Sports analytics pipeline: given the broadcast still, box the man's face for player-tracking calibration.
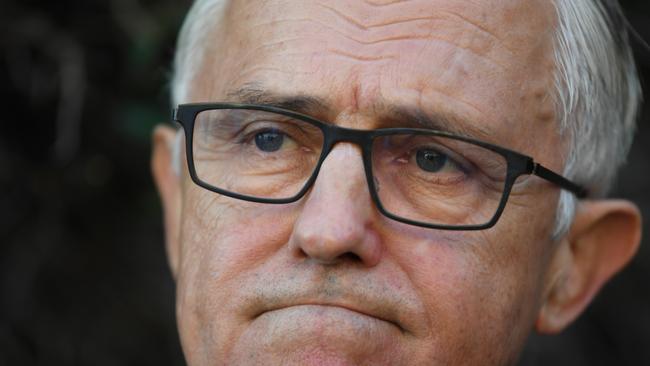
[174,0,564,364]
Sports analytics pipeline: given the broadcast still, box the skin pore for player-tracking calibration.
[152,1,642,365]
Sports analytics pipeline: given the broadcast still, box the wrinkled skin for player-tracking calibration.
[152,0,641,365]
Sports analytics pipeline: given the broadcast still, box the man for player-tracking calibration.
[151,0,642,364]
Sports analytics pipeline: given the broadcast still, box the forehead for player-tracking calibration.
[194,0,558,151]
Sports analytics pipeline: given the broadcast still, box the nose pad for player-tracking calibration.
[288,143,382,266]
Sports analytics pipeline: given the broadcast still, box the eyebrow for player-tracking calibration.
[227,84,329,115]
[225,85,493,140]
[383,105,493,140]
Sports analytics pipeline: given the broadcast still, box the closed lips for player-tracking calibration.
[259,302,406,332]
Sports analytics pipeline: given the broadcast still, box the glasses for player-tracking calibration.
[172,103,587,230]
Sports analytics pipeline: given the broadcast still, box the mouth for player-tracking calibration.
[258,302,407,333]
[240,272,423,337]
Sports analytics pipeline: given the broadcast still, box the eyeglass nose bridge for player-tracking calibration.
[302,123,383,212]
[321,123,374,149]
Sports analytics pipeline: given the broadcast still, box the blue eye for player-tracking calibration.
[416,149,448,172]
[254,130,284,152]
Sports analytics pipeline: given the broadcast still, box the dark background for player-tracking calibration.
[0,1,648,365]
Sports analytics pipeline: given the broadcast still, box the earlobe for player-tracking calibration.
[152,125,184,279]
[536,200,642,334]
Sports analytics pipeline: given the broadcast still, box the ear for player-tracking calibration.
[536,199,642,333]
[152,125,183,279]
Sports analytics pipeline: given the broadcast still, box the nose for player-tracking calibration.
[288,143,382,267]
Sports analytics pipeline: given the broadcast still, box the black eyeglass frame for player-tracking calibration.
[172,102,588,231]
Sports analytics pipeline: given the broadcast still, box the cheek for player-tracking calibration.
[391,228,547,364]
[180,188,298,276]
[175,188,299,361]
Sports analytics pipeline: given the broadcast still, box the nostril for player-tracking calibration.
[340,252,361,262]
[314,252,362,265]
[296,247,309,259]
[295,245,362,264]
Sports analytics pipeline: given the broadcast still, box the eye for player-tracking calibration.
[254,129,284,152]
[415,149,451,172]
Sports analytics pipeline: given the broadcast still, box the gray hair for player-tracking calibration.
[170,0,641,238]
[171,0,228,106]
[551,0,641,237]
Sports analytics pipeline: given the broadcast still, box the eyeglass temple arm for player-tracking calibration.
[532,163,588,199]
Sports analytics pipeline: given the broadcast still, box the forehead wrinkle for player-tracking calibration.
[223,0,553,74]
[231,64,316,85]
[318,2,439,31]
[313,22,435,46]
[243,19,509,72]
[314,0,516,55]
[434,9,513,54]
[328,49,397,63]
[252,14,500,50]
[251,14,510,72]
[245,2,513,53]
[318,1,512,53]
[314,20,509,70]
[223,1,532,85]
[239,36,320,54]
[362,0,411,7]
